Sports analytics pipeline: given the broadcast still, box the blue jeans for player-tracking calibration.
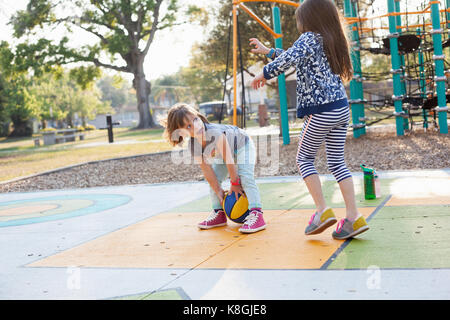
[209,138,262,210]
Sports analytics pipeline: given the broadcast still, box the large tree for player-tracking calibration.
[9,0,205,129]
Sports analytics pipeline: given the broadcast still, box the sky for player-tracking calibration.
[0,0,445,81]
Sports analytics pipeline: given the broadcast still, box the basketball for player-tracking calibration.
[222,191,250,223]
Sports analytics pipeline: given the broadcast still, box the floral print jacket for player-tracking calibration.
[263,31,349,118]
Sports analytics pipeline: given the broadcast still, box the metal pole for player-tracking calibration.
[447,0,450,72]
[394,0,409,131]
[387,0,405,136]
[417,28,428,130]
[344,0,365,138]
[273,5,290,145]
[237,11,246,129]
[233,3,238,126]
[430,0,448,134]
[447,0,450,28]
[351,0,366,136]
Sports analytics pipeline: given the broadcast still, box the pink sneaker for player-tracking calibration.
[239,210,266,233]
[198,210,227,229]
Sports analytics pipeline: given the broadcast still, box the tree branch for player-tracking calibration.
[92,58,130,73]
[136,5,144,38]
[77,15,122,34]
[72,22,109,46]
[156,20,189,31]
[142,0,163,56]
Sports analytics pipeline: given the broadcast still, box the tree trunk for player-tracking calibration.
[66,113,73,128]
[9,120,32,137]
[133,60,159,129]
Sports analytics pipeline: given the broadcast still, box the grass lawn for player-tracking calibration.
[0,127,174,182]
[0,108,406,183]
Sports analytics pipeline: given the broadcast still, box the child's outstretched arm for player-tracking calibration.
[251,32,318,89]
[249,38,271,56]
[264,32,317,79]
[249,38,283,59]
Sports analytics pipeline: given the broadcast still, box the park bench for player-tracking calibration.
[54,133,85,143]
[37,129,86,146]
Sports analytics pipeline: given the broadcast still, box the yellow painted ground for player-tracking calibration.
[29,208,374,270]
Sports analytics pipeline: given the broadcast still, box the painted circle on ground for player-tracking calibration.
[0,194,131,227]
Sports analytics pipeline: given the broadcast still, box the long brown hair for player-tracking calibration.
[160,103,209,147]
[295,0,353,82]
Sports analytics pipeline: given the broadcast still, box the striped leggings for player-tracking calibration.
[296,106,352,183]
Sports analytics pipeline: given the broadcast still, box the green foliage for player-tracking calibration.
[150,73,193,106]
[0,42,15,78]
[11,0,54,38]
[202,0,299,72]
[97,74,137,110]
[69,66,103,90]
[25,70,112,129]
[0,73,10,136]
[178,45,224,104]
[0,35,114,136]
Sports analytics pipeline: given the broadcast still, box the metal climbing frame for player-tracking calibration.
[346,0,449,136]
[231,0,449,140]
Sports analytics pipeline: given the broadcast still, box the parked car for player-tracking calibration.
[199,101,228,120]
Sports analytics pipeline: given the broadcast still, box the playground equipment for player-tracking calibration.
[226,0,300,146]
[344,0,450,137]
[226,0,449,142]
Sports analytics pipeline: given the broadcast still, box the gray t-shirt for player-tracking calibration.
[187,122,249,159]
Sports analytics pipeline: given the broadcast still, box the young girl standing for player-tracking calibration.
[250,0,369,240]
[161,103,266,234]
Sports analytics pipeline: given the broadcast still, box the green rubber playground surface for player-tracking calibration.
[168,178,390,213]
[329,205,450,269]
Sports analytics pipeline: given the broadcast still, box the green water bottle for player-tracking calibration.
[361,164,376,200]
[374,171,381,198]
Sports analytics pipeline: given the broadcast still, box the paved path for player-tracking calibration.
[1,170,450,299]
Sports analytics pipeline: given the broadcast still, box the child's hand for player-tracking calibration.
[249,38,270,55]
[230,184,244,201]
[251,72,266,90]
